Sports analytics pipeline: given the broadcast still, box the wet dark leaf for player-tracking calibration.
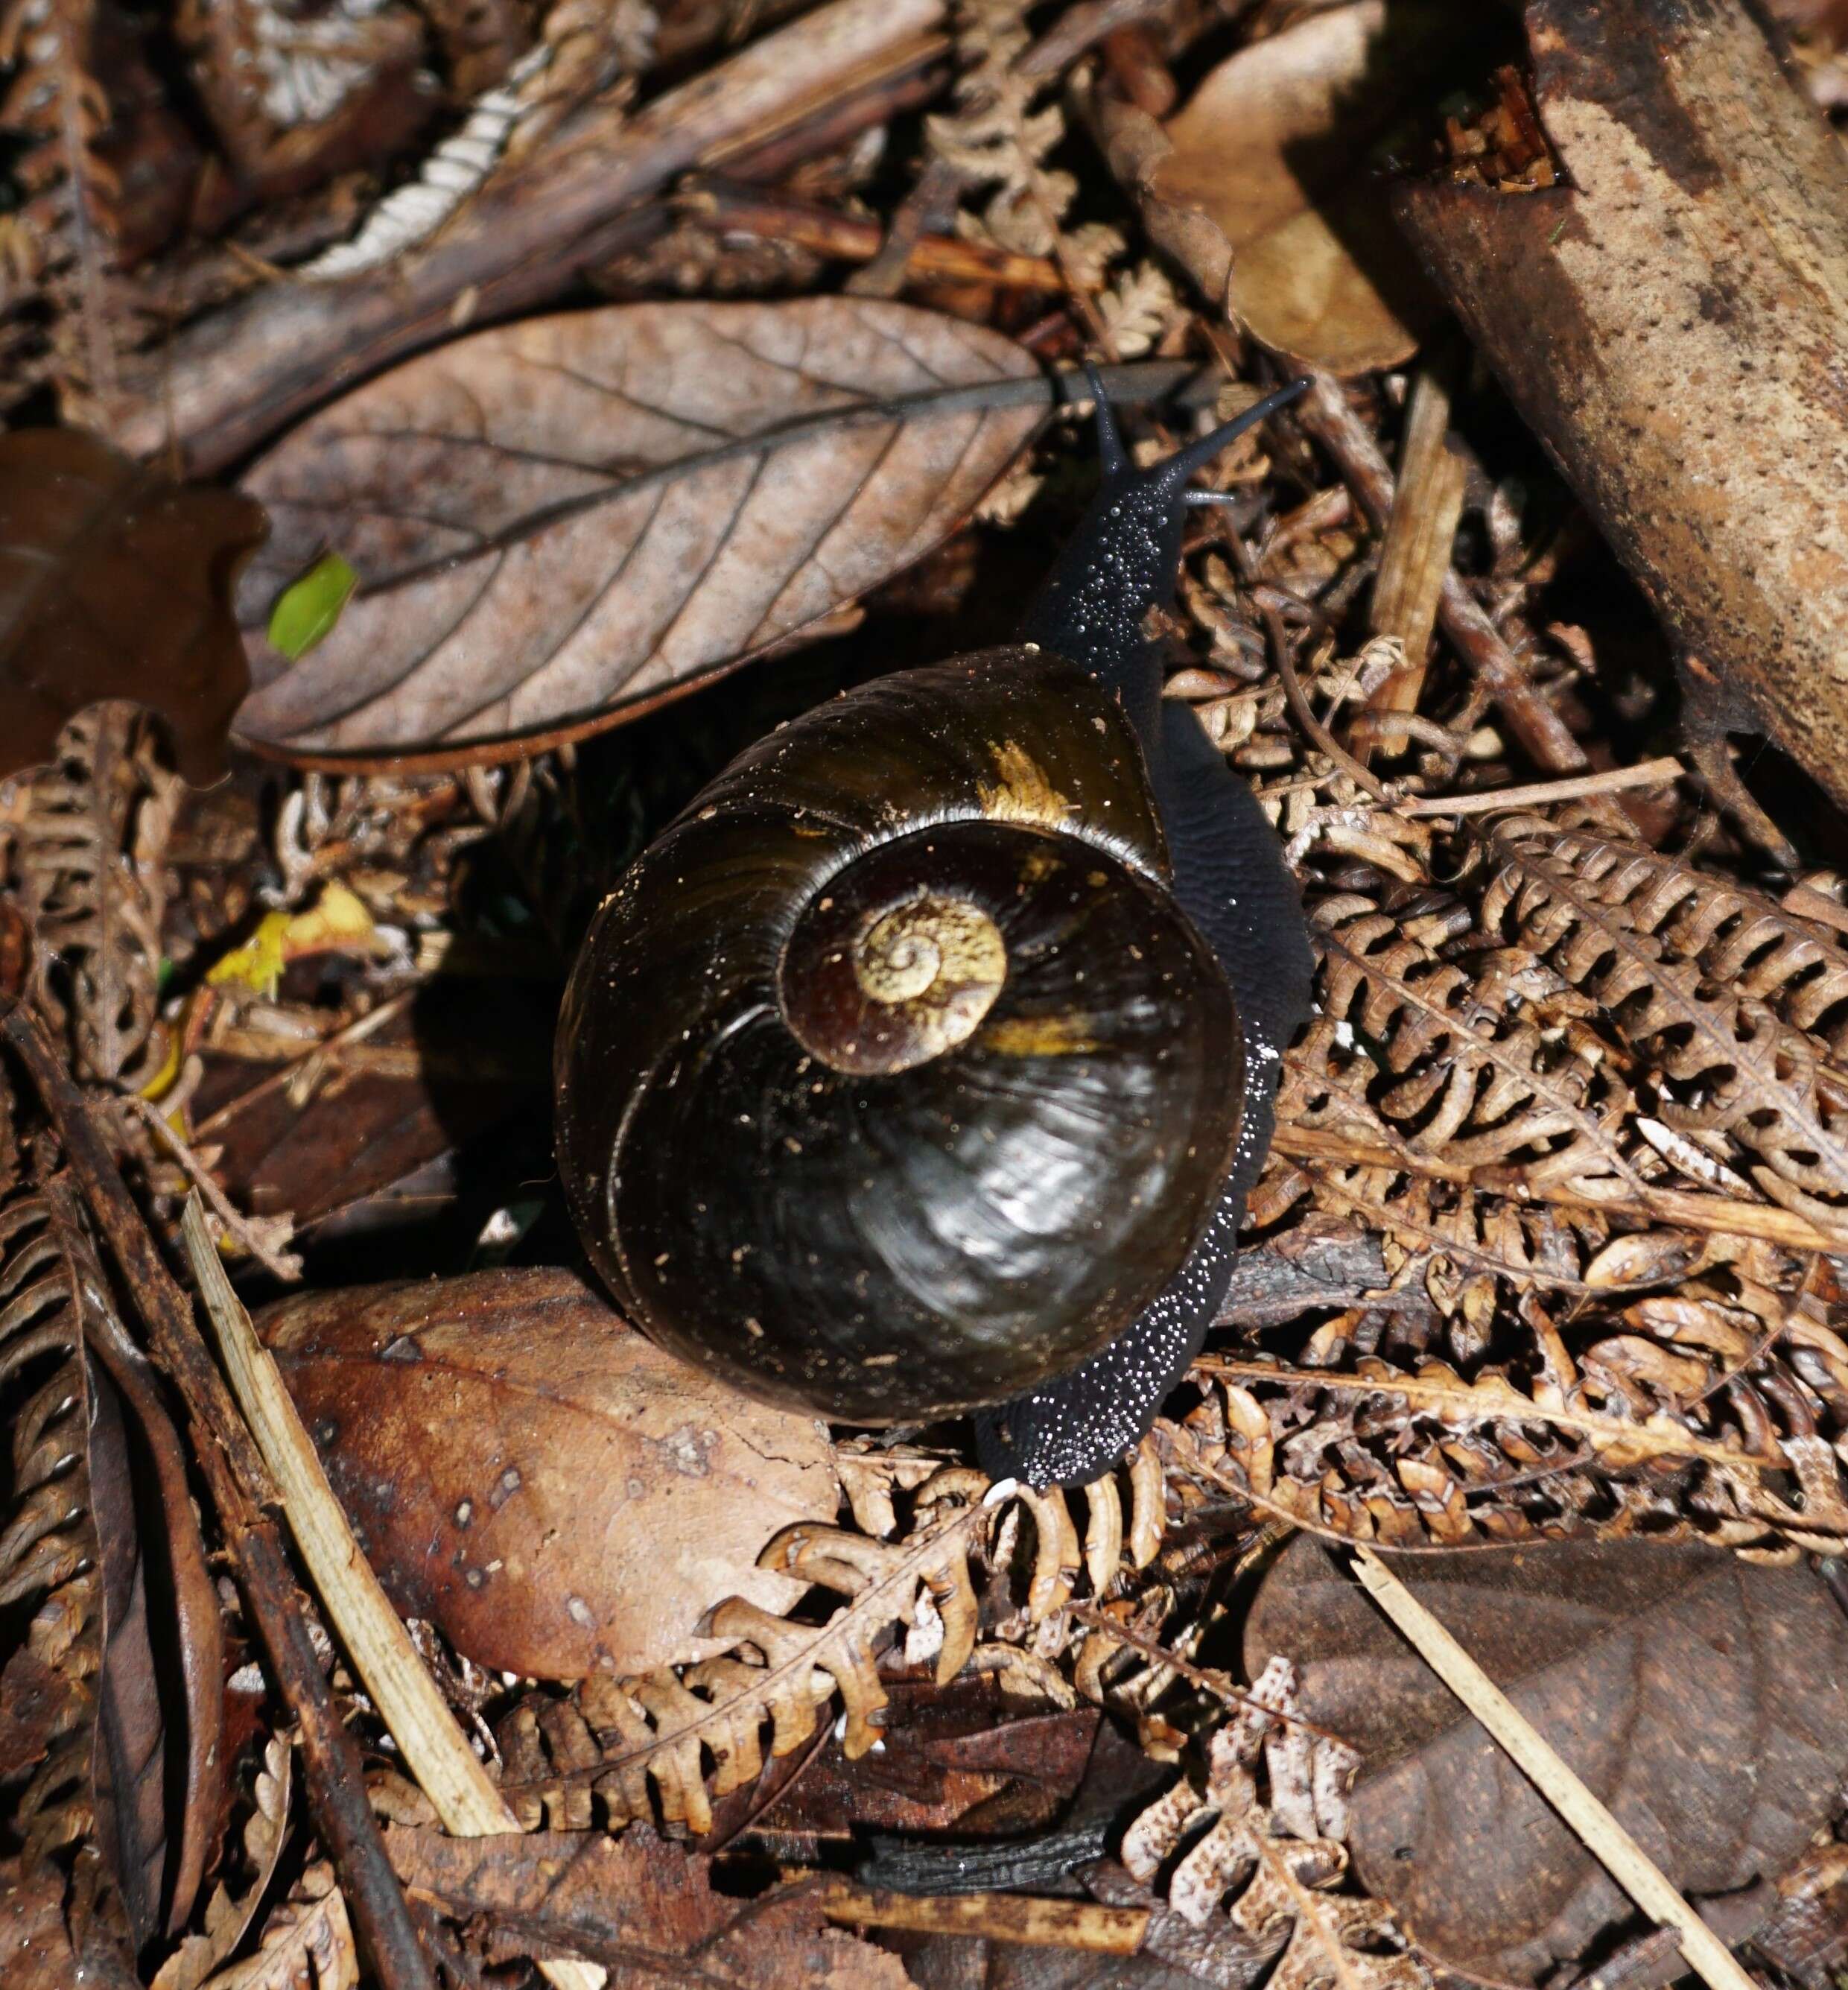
[0,430,266,785]
[232,299,1042,764]
[1245,1535,1848,1983]
[261,1267,839,1677]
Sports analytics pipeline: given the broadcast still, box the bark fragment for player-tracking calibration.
[1392,0,1848,817]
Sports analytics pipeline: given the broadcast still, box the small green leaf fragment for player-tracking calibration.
[267,552,358,659]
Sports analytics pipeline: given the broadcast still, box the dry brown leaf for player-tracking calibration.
[384,1821,915,1988]
[233,299,1041,764]
[1151,2,1455,373]
[153,1735,293,1990]
[1246,1535,1848,1984]
[0,428,265,784]
[198,1864,357,1990]
[259,1267,839,1678]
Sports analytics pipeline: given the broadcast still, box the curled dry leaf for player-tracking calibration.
[384,1821,914,1988]
[1149,1,1456,373]
[1245,1534,1848,1984]
[259,1267,839,1678]
[233,299,1042,764]
[196,1863,358,1990]
[0,429,266,785]
[153,1734,293,1990]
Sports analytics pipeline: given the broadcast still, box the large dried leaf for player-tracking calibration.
[1152,3,1455,373]
[260,1267,839,1677]
[384,1822,915,1988]
[0,429,264,784]
[1245,1535,1848,1983]
[232,300,1041,763]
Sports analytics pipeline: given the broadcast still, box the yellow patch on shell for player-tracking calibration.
[979,741,1075,831]
[977,1014,1102,1057]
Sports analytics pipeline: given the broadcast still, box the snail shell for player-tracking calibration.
[554,645,1246,1422]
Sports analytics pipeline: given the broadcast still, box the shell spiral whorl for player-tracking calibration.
[553,646,1248,1424]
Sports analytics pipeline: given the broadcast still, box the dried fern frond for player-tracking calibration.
[1123,1657,1423,1990]
[495,1456,1166,1836]
[0,1187,106,1892]
[1477,813,1848,1223]
[1175,1251,1848,1554]
[298,0,657,279]
[18,703,180,1091]
[153,1735,294,1990]
[194,1863,357,1990]
[0,0,130,418]
[926,0,1074,258]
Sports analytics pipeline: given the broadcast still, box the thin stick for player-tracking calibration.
[821,1884,1149,1952]
[180,1196,604,1990]
[121,1092,302,1278]
[1063,1600,1346,1740]
[1347,1544,1759,1990]
[1396,756,1684,818]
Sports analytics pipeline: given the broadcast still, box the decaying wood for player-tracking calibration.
[116,0,952,472]
[0,1009,436,1990]
[1392,0,1848,820]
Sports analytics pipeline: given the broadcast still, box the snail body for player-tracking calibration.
[556,376,1314,1486]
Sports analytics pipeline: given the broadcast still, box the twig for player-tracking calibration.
[1347,1544,1759,1990]
[821,1883,1149,1952]
[1063,1600,1346,1740]
[1013,0,1172,80]
[180,1196,604,1990]
[1292,370,1588,775]
[121,1092,303,1278]
[1261,598,1394,804]
[1394,756,1685,818]
[0,1007,436,1990]
[681,173,1062,290]
[1365,357,1468,757]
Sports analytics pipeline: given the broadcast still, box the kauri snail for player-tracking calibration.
[554,374,1315,1488]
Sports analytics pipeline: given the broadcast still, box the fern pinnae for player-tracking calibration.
[299,39,553,280]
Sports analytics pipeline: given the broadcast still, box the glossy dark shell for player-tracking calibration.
[554,647,1245,1422]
